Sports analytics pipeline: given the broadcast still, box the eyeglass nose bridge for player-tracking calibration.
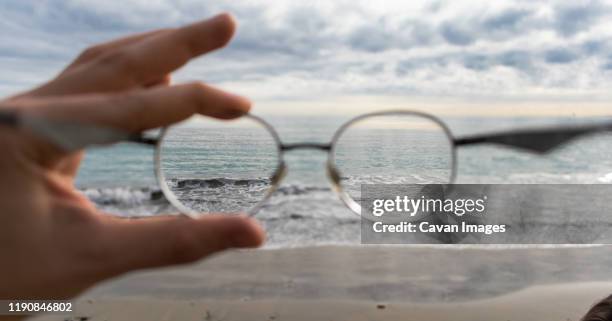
[280,143,332,152]
[274,142,343,194]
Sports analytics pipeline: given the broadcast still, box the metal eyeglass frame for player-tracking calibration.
[156,110,456,217]
[1,109,611,217]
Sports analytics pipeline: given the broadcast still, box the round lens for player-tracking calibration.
[331,112,455,208]
[156,115,280,215]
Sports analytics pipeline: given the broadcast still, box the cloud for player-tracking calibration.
[440,23,475,46]
[497,50,533,70]
[553,2,608,37]
[544,48,579,64]
[482,9,531,31]
[462,54,491,71]
[0,0,612,105]
[348,23,394,53]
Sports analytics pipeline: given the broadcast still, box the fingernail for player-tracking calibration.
[230,216,264,247]
[211,12,236,25]
[222,94,252,118]
[231,93,252,107]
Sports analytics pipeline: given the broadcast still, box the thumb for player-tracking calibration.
[95,214,265,277]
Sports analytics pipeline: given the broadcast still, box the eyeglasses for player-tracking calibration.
[2,109,610,217]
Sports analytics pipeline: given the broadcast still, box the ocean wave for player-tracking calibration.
[275,184,331,196]
[171,177,270,189]
[79,179,334,211]
[79,186,166,206]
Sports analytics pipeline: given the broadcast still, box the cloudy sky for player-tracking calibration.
[1,0,612,115]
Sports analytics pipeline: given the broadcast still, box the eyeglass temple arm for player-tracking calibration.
[0,109,18,126]
[126,134,159,146]
[0,109,158,148]
[453,122,612,154]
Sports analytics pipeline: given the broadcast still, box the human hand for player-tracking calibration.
[0,13,264,300]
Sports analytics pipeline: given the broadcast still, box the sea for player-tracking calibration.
[75,113,612,248]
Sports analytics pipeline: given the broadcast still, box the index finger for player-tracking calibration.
[101,13,238,85]
[24,82,252,133]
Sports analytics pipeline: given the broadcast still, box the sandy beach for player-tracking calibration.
[30,245,612,321]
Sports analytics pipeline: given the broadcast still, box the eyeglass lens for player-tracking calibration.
[157,115,280,214]
[331,113,454,206]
